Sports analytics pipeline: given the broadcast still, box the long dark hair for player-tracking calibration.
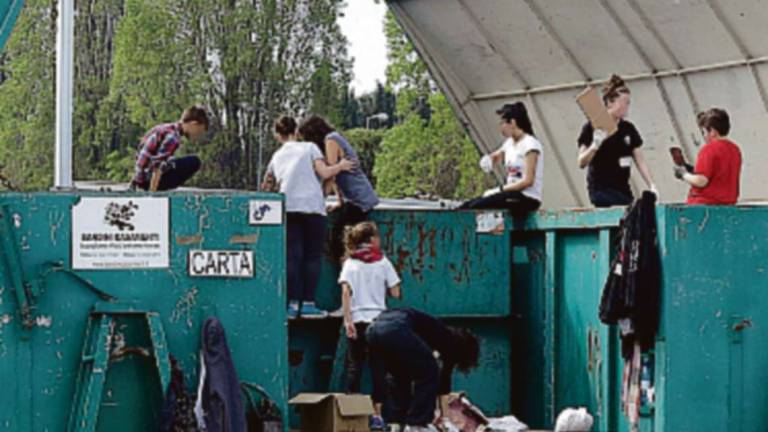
[298,115,336,153]
[496,102,535,136]
[449,326,481,373]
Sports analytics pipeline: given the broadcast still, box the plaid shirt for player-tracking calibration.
[133,122,183,184]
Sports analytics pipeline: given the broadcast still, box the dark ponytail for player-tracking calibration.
[496,102,535,136]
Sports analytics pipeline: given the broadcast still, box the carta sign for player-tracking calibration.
[188,250,254,278]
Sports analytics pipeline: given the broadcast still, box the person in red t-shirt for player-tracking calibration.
[674,108,742,205]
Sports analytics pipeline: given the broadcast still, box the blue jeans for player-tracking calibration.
[286,212,326,302]
[590,188,633,208]
[366,312,439,426]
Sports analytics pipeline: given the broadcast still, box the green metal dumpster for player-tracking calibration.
[0,191,287,431]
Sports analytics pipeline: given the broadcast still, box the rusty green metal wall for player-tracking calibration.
[289,210,513,428]
[0,192,287,431]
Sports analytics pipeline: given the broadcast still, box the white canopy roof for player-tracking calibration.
[387,0,768,207]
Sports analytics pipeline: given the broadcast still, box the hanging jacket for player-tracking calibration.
[599,191,661,353]
[198,317,247,432]
[159,355,198,432]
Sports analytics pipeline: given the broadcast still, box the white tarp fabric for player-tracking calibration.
[387,0,768,208]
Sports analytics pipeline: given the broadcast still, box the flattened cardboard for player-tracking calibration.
[289,393,374,432]
[576,87,618,135]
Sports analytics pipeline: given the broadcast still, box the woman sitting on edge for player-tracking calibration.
[460,101,543,217]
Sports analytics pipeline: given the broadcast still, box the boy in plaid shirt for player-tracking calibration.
[131,105,209,191]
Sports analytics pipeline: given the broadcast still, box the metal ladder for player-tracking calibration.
[67,302,171,432]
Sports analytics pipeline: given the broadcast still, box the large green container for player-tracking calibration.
[0,192,287,431]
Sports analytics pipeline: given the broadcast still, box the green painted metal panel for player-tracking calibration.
[292,209,512,429]
[315,210,512,317]
[0,0,23,52]
[0,192,287,431]
[658,205,768,432]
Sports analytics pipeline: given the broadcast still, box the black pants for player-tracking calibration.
[140,155,201,191]
[287,212,326,302]
[590,188,633,208]
[459,190,541,216]
[366,316,439,426]
[346,322,386,404]
[330,203,369,264]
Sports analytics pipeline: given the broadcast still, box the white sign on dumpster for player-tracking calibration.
[72,197,170,269]
[188,250,254,278]
[249,200,283,225]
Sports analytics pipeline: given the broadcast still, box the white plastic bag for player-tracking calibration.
[554,407,593,432]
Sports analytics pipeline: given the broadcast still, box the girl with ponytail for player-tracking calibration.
[577,75,657,207]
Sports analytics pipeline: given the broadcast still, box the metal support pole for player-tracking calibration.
[55,0,74,189]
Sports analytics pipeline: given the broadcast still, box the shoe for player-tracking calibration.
[328,307,344,318]
[370,415,386,431]
[300,301,328,319]
[287,301,299,320]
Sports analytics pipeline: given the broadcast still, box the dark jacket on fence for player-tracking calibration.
[599,191,661,357]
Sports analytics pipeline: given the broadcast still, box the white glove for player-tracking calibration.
[479,155,493,173]
[649,184,659,199]
[592,129,608,149]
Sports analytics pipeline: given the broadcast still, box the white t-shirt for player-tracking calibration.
[338,256,401,323]
[266,141,326,215]
[501,134,544,202]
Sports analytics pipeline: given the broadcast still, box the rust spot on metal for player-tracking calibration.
[229,233,259,244]
[176,235,202,245]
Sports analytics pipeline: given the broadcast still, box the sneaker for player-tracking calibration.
[370,415,386,431]
[328,307,344,318]
[300,301,328,319]
[287,301,299,320]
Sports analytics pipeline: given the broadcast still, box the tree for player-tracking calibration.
[0,0,56,190]
[374,12,492,200]
[0,0,353,190]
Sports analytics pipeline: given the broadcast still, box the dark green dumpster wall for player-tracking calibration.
[290,210,513,428]
[0,192,287,431]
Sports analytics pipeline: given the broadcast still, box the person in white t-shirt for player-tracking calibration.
[261,116,355,319]
[460,102,544,216]
[339,221,401,430]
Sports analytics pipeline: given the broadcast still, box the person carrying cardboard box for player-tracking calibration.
[576,75,657,207]
[365,308,480,432]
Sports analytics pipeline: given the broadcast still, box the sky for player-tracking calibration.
[339,1,388,94]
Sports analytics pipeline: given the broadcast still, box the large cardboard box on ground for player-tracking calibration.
[289,393,374,432]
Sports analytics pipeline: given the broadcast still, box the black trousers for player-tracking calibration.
[346,322,386,404]
[286,213,326,302]
[590,188,633,208]
[459,190,541,216]
[366,316,439,426]
[330,203,369,263]
[140,155,201,191]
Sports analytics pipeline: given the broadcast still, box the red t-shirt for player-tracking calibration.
[687,138,742,205]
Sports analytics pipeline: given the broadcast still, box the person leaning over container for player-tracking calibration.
[366,308,480,431]
[459,102,543,217]
[261,116,355,319]
[674,108,742,205]
[577,75,657,207]
[298,115,380,264]
[339,222,401,431]
[130,105,209,191]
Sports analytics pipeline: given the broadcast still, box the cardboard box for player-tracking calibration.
[289,393,374,432]
[576,87,618,135]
